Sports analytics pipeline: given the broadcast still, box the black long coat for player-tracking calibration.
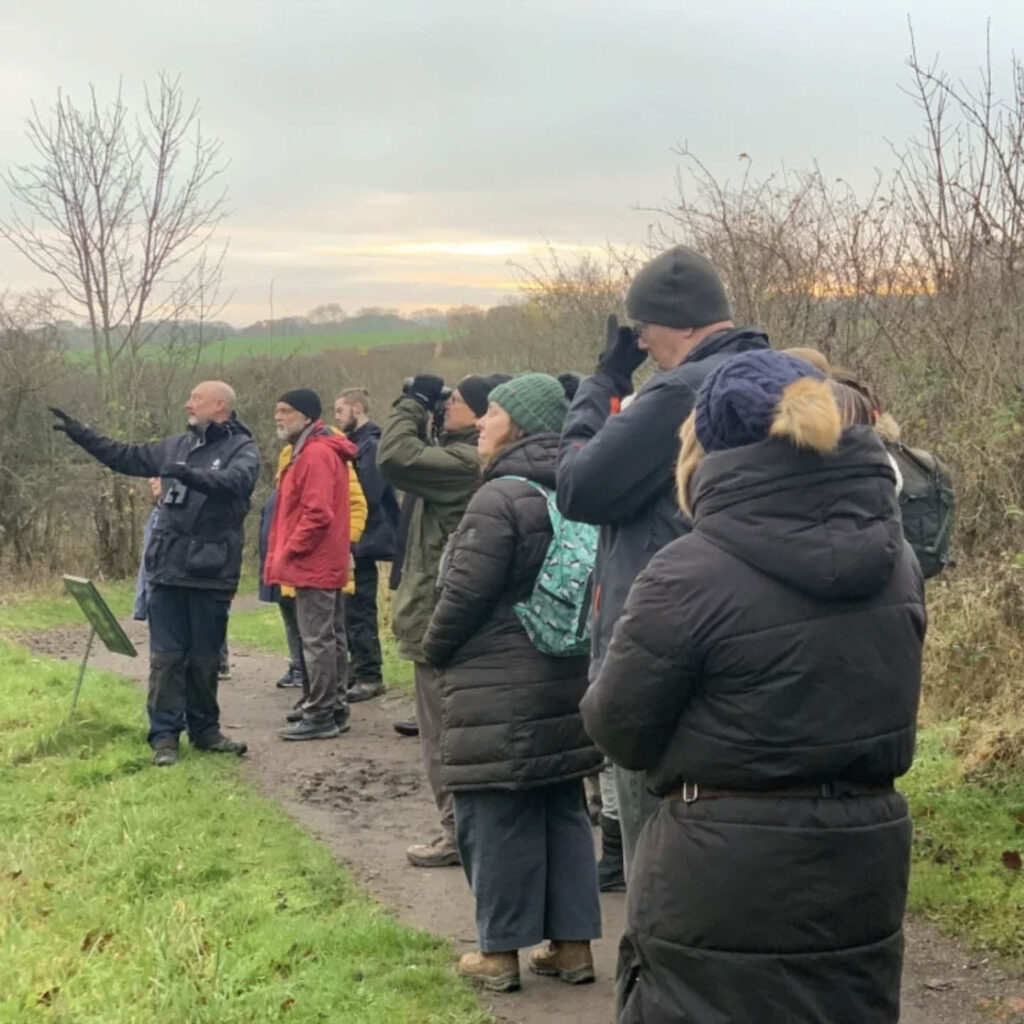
[581,427,926,1024]
[422,434,602,792]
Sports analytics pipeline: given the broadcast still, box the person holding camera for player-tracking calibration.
[51,381,258,766]
[556,246,770,877]
[378,371,508,867]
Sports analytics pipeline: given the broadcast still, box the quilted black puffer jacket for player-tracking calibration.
[582,426,926,1024]
[422,433,602,792]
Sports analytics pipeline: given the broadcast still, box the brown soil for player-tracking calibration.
[20,614,1024,1024]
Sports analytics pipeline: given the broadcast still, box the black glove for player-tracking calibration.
[406,374,445,410]
[49,406,84,438]
[557,372,584,403]
[160,463,190,480]
[597,314,646,388]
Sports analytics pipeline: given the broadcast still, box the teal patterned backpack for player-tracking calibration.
[502,476,598,657]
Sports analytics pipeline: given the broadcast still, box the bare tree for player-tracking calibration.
[0,74,229,573]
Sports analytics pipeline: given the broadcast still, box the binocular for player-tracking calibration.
[402,378,452,406]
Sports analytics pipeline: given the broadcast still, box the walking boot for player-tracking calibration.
[528,941,595,984]
[597,813,626,892]
[458,951,520,993]
[406,834,460,867]
[285,708,304,723]
[334,705,352,733]
[347,679,386,703]
[195,734,248,756]
[152,739,179,767]
[393,718,419,737]
[275,666,304,688]
[279,719,341,741]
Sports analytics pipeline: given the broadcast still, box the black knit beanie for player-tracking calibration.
[277,388,322,422]
[456,373,511,417]
[625,245,732,329]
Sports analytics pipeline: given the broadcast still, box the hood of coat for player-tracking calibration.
[690,426,903,600]
[348,419,381,451]
[191,411,253,442]
[295,421,357,463]
[483,433,559,488]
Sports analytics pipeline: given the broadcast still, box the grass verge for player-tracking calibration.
[901,724,1024,963]
[0,574,259,636]
[0,641,486,1024]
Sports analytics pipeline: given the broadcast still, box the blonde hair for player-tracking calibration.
[675,412,706,517]
[781,347,831,373]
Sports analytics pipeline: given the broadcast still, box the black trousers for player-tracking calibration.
[147,584,230,746]
[454,779,602,953]
[345,556,383,684]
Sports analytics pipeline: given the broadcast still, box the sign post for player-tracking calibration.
[62,576,138,711]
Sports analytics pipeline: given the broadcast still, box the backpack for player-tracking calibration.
[885,442,955,579]
[501,476,598,657]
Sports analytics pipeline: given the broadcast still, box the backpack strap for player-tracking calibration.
[497,474,556,512]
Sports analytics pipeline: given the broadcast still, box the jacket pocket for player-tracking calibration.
[143,531,169,575]
[184,538,230,577]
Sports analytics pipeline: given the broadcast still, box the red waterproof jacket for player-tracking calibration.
[264,422,357,590]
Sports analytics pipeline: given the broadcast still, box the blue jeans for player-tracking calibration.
[146,585,231,746]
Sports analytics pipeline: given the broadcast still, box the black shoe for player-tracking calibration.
[334,708,352,733]
[276,667,304,688]
[393,719,419,737]
[279,719,341,741]
[152,741,179,767]
[195,734,248,756]
[348,680,386,703]
[285,708,304,723]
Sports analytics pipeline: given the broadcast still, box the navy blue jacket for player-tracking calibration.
[348,420,400,562]
[66,414,259,593]
[556,328,770,675]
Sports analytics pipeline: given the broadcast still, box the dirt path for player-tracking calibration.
[23,614,1024,1024]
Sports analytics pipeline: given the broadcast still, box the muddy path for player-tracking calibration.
[21,613,1024,1024]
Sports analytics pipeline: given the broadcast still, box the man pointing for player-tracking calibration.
[50,380,259,766]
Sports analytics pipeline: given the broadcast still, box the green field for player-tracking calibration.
[201,328,445,364]
[62,327,445,366]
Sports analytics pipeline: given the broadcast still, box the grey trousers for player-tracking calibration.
[414,661,455,839]
[278,596,305,675]
[614,764,661,882]
[454,780,602,953]
[295,588,348,725]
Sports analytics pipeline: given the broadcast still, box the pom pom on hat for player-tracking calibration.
[695,350,840,454]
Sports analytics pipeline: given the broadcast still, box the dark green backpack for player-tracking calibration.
[885,442,955,579]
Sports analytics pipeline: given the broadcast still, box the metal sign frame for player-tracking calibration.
[62,575,137,710]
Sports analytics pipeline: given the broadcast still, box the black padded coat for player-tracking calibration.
[422,434,602,793]
[581,426,926,1024]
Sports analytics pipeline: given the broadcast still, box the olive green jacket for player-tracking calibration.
[377,397,481,662]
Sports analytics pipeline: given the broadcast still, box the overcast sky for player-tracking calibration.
[2,0,1022,325]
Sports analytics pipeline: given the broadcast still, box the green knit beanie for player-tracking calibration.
[488,373,569,436]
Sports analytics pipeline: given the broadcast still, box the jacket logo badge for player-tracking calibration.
[211,458,222,470]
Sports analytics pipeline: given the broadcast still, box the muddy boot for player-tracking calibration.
[152,739,179,767]
[348,680,386,703]
[276,665,304,688]
[393,718,419,737]
[195,734,248,756]
[458,951,520,992]
[597,813,626,892]
[528,941,595,984]
[279,719,341,741]
[406,834,460,867]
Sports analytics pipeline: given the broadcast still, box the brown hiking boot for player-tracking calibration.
[406,834,460,868]
[458,951,520,992]
[528,941,595,984]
